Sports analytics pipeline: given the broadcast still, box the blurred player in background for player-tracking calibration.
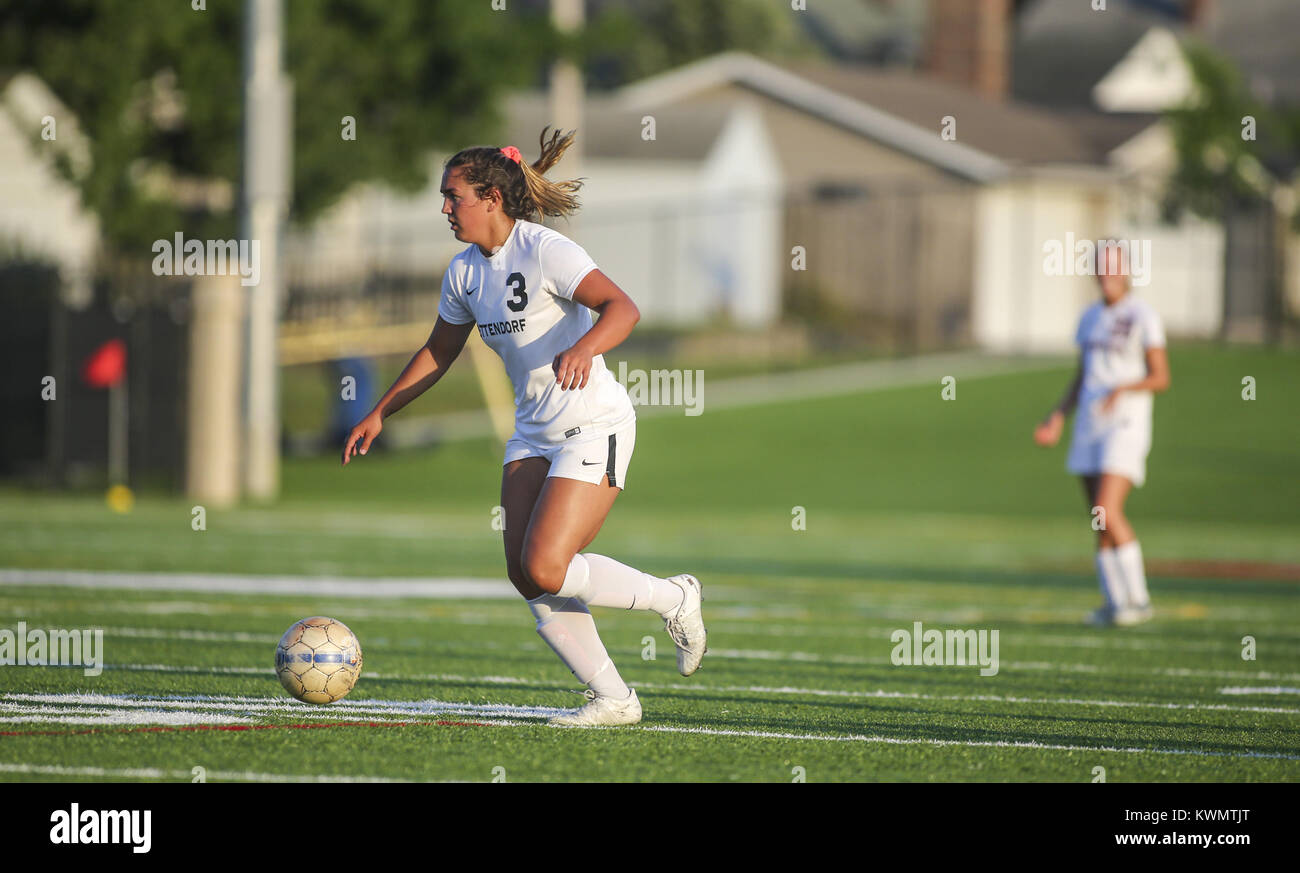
[1034,240,1171,626]
[343,128,706,725]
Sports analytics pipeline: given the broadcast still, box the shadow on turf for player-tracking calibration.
[632,691,1300,759]
[618,553,1294,599]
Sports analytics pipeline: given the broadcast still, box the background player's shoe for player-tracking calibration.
[1086,604,1153,627]
[1085,605,1115,627]
[1112,603,1154,626]
[548,688,641,726]
[664,573,707,676]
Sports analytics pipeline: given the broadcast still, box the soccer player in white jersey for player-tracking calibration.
[342,128,706,725]
[1034,240,1171,627]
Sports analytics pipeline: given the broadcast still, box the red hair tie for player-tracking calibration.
[500,146,522,165]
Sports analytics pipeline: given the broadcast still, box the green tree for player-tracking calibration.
[1163,40,1299,228]
[1162,40,1300,338]
[0,0,555,252]
[581,0,820,89]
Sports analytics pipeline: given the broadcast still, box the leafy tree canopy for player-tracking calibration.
[1164,40,1300,229]
[1,0,556,251]
[1,0,818,253]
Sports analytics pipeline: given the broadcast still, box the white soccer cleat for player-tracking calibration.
[1086,604,1153,627]
[1113,603,1154,627]
[664,573,707,676]
[548,688,642,727]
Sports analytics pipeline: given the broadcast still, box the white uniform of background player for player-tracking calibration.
[1044,282,1169,626]
[1067,296,1166,488]
[438,218,637,487]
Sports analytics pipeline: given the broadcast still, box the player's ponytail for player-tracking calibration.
[518,127,583,218]
[444,125,584,221]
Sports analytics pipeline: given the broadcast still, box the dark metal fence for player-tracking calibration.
[4,257,193,490]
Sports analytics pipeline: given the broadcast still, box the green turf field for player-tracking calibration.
[1,342,1297,781]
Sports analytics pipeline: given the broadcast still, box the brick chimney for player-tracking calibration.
[923,0,1012,100]
[1183,0,1217,30]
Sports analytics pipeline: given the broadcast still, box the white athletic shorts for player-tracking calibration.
[1066,404,1151,488]
[503,420,636,489]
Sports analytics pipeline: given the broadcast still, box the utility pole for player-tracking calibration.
[240,0,292,500]
[550,0,585,234]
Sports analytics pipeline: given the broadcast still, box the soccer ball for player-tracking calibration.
[275,617,363,704]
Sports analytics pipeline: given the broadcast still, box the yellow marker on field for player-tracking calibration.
[106,484,135,514]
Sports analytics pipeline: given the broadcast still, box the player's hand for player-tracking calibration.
[1100,389,1123,413]
[342,412,383,466]
[1033,410,1064,447]
[552,344,592,391]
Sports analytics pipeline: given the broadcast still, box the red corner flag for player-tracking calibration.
[82,338,127,388]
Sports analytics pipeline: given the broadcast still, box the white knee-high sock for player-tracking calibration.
[528,594,630,699]
[557,553,684,617]
[1096,547,1125,611]
[1113,540,1151,608]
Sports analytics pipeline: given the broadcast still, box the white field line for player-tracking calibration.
[6,601,1299,656]
[17,668,1299,721]
[0,708,521,727]
[26,633,1296,684]
[0,763,418,783]
[0,704,254,725]
[2,693,1293,760]
[12,686,1298,719]
[704,647,1300,681]
[98,621,1298,656]
[89,654,1300,685]
[631,725,1300,761]
[667,686,1300,717]
[837,603,1300,625]
[4,594,1294,652]
[5,691,1294,758]
[707,623,1300,652]
[156,623,1288,655]
[0,692,565,721]
[1218,687,1300,696]
[0,569,515,600]
[0,599,459,620]
[7,590,1295,637]
[86,622,1269,658]
[106,627,281,643]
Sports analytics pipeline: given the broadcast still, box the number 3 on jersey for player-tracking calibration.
[506,272,528,312]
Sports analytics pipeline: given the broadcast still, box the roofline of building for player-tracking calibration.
[615,51,1012,183]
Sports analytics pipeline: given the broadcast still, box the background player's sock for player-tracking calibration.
[528,594,630,699]
[1096,547,1125,611]
[1114,540,1151,608]
[557,553,685,617]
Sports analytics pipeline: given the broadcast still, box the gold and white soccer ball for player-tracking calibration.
[275,617,363,704]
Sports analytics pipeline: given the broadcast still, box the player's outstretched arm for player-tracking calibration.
[342,317,476,465]
[552,270,641,390]
[1098,346,1170,413]
[1122,347,1171,394]
[1034,352,1084,447]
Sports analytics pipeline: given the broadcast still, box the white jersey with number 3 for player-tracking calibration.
[438,219,636,446]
